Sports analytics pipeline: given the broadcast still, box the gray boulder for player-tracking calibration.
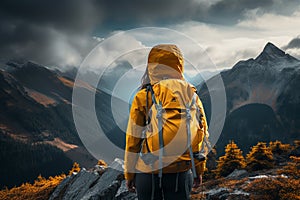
[49,158,127,200]
[49,176,72,200]
[115,180,137,200]
[81,158,124,200]
[226,169,248,180]
[49,169,99,200]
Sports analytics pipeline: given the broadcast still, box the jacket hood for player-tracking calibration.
[147,44,184,85]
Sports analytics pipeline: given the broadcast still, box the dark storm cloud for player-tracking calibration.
[93,0,300,29]
[205,0,274,24]
[207,0,300,23]
[0,0,299,67]
[284,36,300,49]
[93,0,199,28]
[0,0,98,33]
[0,0,100,67]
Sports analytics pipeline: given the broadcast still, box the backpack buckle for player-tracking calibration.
[156,102,163,119]
[186,107,191,120]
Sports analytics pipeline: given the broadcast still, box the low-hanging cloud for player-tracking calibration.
[284,36,300,60]
[284,36,300,49]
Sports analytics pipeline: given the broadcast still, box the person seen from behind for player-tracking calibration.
[124,44,209,200]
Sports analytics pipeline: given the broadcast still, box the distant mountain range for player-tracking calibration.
[199,42,300,155]
[0,42,299,188]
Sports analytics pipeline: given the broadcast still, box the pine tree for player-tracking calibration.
[214,141,246,177]
[269,140,291,155]
[246,142,274,171]
[269,140,292,165]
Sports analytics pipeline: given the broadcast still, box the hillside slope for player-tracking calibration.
[0,60,98,188]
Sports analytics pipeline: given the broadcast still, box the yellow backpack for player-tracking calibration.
[140,78,208,185]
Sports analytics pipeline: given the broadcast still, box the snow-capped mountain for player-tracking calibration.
[199,42,300,155]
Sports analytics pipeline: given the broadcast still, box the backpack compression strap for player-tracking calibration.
[140,86,152,154]
[156,101,164,187]
[186,93,198,178]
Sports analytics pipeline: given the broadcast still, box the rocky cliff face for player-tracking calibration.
[49,158,137,200]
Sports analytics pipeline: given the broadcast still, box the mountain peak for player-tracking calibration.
[262,42,285,56]
[254,42,299,66]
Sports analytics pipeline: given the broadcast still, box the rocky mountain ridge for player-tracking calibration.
[0,60,98,188]
[199,42,300,155]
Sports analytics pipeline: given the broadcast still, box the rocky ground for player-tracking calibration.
[49,158,135,200]
[191,169,287,200]
[49,158,299,200]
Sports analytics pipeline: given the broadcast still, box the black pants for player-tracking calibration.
[135,170,193,200]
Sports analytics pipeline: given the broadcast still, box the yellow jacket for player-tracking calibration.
[124,44,208,181]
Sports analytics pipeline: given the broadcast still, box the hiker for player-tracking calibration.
[124,44,209,200]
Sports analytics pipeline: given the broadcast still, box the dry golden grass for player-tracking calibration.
[219,178,247,189]
[25,88,56,106]
[190,192,206,200]
[0,162,81,200]
[44,137,78,152]
[68,162,81,176]
[0,174,66,200]
[97,159,108,167]
[278,156,300,178]
[245,156,300,200]
[245,177,300,200]
[57,76,74,88]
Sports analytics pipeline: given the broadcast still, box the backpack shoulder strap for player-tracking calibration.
[147,84,164,187]
[141,85,152,153]
[147,84,157,105]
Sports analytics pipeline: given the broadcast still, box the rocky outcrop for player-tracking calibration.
[49,158,137,200]
[205,188,250,200]
[226,169,248,180]
[115,181,138,200]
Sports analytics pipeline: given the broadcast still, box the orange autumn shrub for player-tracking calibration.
[97,159,108,167]
[68,162,81,176]
[0,174,66,200]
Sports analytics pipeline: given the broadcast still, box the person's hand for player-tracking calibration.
[126,179,136,192]
[193,175,202,188]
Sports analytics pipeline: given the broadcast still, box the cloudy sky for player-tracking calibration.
[1,0,300,70]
